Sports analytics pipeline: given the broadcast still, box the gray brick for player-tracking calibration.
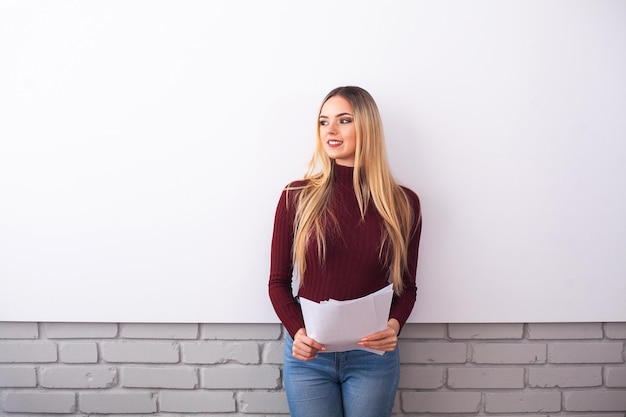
[44,322,118,338]
[486,391,561,413]
[182,341,259,364]
[398,366,444,389]
[606,323,626,339]
[400,342,466,364]
[528,323,603,339]
[391,392,401,415]
[606,366,626,387]
[401,392,481,413]
[218,413,287,416]
[449,323,523,339]
[202,365,280,389]
[564,391,626,411]
[236,413,292,416]
[529,366,602,388]
[59,342,98,363]
[0,341,57,363]
[472,343,546,364]
[552,415,623,417]
[0,366,37,387]
[262,341,284,364]
[122,366,198,388]
[400,323,446,339]
[4,392,76,413]
[159,390,236,413]
[0,322,38,339]
[239,391,290,414]
[120,323,198,339]
[79,392,157,413]
[40,366,117,388]
[201,323,282,340]
[549,342,624,363]
[448,367,524,388]
[102,341,179,363]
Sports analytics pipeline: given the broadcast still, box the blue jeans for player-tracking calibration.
[283,334,400,417]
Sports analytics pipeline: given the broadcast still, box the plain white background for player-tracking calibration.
[1,0,625,323]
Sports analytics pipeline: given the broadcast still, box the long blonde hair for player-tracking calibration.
[291,86,416,295]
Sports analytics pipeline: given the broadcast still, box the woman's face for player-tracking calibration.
[319,95,357,167]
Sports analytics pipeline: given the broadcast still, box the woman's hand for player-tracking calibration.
[358,319,400,352]
[292,328,326,361]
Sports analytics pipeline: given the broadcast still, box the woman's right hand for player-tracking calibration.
[292,328,326,361]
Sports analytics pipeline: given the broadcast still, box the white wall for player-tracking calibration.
[1,0,625,323]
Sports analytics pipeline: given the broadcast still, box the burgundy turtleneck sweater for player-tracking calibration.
[268,164,422,338]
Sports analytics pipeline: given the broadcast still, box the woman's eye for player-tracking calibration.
[319,120,328,126]
[340,118,352,124]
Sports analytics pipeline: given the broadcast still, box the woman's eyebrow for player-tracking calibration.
[319,112,353,119]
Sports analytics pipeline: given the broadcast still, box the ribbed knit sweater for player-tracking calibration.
[268,164,422,338]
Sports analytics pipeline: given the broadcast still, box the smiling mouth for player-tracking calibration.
[327,140,343,146]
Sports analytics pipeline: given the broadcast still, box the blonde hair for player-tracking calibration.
[290,86,416,295]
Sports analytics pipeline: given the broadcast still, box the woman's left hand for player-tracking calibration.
[358,318,400,352]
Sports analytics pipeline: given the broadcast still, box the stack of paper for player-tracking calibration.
[299,284,394,355]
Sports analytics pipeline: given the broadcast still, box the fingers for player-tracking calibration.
[362,326,397,341]
[291,325,398,358]
[358,326,398,352]
[359,319,400,352]
[292,328,326,361]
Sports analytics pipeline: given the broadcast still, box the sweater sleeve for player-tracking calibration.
[389,188,422,333]
[267,185,305,338]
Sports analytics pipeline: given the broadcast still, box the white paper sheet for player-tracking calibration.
[299,284,394,355]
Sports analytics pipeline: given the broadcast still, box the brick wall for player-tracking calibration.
[0,322,624,416]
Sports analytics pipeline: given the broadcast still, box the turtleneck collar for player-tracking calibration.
[334,163,354,182]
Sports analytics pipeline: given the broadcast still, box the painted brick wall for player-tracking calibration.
[0,322,625,416]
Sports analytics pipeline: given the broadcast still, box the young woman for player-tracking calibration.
[268,86,422,417]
